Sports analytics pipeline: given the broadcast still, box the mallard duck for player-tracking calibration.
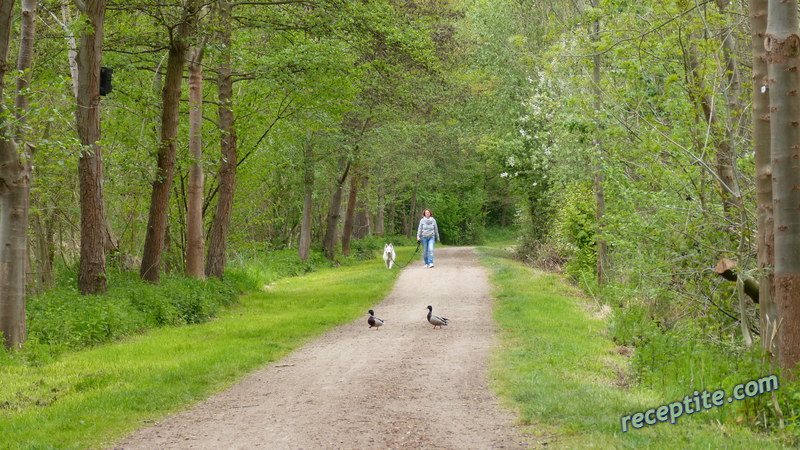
[426,305,448,329]
[368,309,384,330]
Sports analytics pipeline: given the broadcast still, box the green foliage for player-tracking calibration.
[478,245,789,447]
[349,235,386,260]
[550,183,598,282]
[423,189,486,245]
[25,271,239,358]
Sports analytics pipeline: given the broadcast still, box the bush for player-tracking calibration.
[349,235,385,260]
[23,270,241,356]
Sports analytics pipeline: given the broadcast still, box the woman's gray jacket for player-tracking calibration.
[417,217,440,241]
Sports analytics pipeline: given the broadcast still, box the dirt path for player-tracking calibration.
[115,247,528,449]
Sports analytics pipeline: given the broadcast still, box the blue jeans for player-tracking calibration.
[421,237,435,265]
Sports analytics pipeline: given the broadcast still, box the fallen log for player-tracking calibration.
[714,258,759,304]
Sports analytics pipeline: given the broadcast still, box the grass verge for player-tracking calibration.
[476,246,789,449]
[0,246,412,449]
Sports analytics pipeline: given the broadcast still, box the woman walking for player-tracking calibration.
[417,209,440,268]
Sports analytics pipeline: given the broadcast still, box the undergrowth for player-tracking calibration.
[478,245,790,448]
[8,244,379,365]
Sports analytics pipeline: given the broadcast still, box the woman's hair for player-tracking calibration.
[422,208,433,217]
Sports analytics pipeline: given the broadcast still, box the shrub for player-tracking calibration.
[22,270,241,356]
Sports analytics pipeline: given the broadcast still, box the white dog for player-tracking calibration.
[382,243,396,269]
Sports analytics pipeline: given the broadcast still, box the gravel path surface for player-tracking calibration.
[114,246,528,449]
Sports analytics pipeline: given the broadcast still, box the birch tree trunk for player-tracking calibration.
[206,0,237,278]
[0,0,37,348]
[186,46,205,278]
[140,3,196,282]
[765,0,800,376]
[751,0,778,360]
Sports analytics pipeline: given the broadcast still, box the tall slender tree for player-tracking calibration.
[186,45,205,278]
[588,0,608,286]
[75,0,108,294]
[0,0,37,348]
[751,0,777,360]
[298,137,314,261]
[765,0,800,376]
[323,156,351,260]
[140,1,198,282]
[206,0,237,278]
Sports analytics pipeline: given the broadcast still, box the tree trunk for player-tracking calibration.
[589,0,608,286]
[354,176,370,239]
[387,204,395,236]
[716,0,745,217]
[75,0,107,294]
[0,141,29,349]
[0,0,37,348]
[751,0,778,361]
[186,46,205,278]
[140,4,195,283]
[63,4,80,100]
[298,140,314,261]
[406,186,417,239]
[206,0,237,278]
[342,172,359,256]
[375,184,385,237]
[323,157,350,260]
[765,0,800,377]
[34,210,55,291]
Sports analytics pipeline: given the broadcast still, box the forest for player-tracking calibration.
[2,0,800,445]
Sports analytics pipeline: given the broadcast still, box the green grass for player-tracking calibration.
[0,246,412,449]
[477,246,790,449]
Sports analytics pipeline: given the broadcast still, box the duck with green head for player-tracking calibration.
[426,305,448,329]
[368,309,384,330]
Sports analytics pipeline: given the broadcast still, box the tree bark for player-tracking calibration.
[186,46,205,278]
[206,0,237,278]
[298,140,314,261]
[75,0,108,294]
[323,157,350,260]
[32,209,55,291]
[140,3,196,282]
[387,203,395,236]
[405,186,417,239]
[751,0,778,360]
[354,176,370,240]
[375,184,385,237]
[342,172,359,256]
[0,0,37,348]
[765,0,800,377]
